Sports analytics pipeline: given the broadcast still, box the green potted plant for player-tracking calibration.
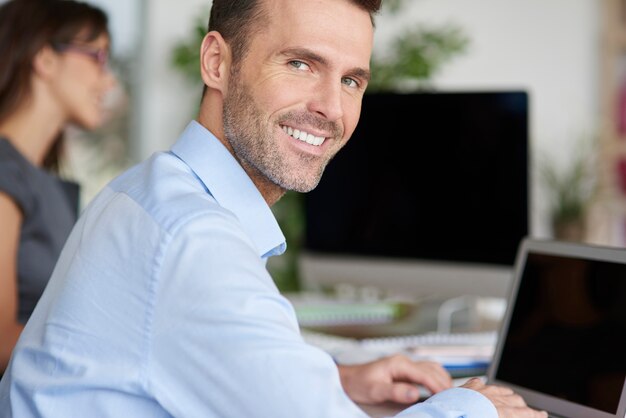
[540,136,597,242]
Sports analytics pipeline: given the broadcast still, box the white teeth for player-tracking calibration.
[281,125,326,146]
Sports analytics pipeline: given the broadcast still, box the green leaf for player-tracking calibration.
[369,24,469,91]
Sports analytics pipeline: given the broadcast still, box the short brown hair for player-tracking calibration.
[208,0,381,65]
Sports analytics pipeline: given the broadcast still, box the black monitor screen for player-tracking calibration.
[304,91,529,266]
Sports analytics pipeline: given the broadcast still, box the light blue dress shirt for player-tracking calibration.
[0,121,497,418]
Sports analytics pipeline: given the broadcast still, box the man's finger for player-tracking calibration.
[374,382,422,404]
[498,406,548,418]
[389,356,452,392]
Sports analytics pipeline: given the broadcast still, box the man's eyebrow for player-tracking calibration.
[349,67,371,83]
[280,47,371,82]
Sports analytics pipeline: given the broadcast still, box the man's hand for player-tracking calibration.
[337,354,452,405]
[461,378,548,418]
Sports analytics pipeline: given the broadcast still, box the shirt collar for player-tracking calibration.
[170,121,286,259]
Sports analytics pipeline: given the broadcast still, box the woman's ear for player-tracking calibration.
[32,46,59,80]
[200,31,232,95]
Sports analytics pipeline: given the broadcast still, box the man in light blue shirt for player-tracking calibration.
[0,0,546,417]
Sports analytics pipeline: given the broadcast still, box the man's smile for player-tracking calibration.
[281,124,327,146]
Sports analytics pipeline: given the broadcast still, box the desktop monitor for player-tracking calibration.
[300,91,529,299]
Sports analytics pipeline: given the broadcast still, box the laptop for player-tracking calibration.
[488,238,626,418]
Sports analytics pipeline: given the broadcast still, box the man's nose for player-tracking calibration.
[307,78,344,122]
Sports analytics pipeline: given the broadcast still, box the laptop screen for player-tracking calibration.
[494,252,626,414]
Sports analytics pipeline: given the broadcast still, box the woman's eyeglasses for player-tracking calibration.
[52,43,109,69]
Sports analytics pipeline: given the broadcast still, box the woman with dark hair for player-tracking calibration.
[0,0,115,371]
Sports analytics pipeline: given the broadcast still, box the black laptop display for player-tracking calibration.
[489,239,626,418]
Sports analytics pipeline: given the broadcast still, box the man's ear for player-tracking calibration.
[32,46,59,80]
[200,31,232,95]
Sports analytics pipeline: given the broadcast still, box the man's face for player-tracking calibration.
[222,0,374,193]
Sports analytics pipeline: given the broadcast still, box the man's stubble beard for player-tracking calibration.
[222,71,343,193]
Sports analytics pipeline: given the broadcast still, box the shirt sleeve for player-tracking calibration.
[392,388,498,418]
[147,211,369,418]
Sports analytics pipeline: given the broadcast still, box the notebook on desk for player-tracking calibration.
[488,238,626,418]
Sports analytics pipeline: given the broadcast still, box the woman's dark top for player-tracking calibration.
[0,139,79,323]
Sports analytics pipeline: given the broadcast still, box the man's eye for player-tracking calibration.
[289,60,310,71]
[342,77,359,88]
